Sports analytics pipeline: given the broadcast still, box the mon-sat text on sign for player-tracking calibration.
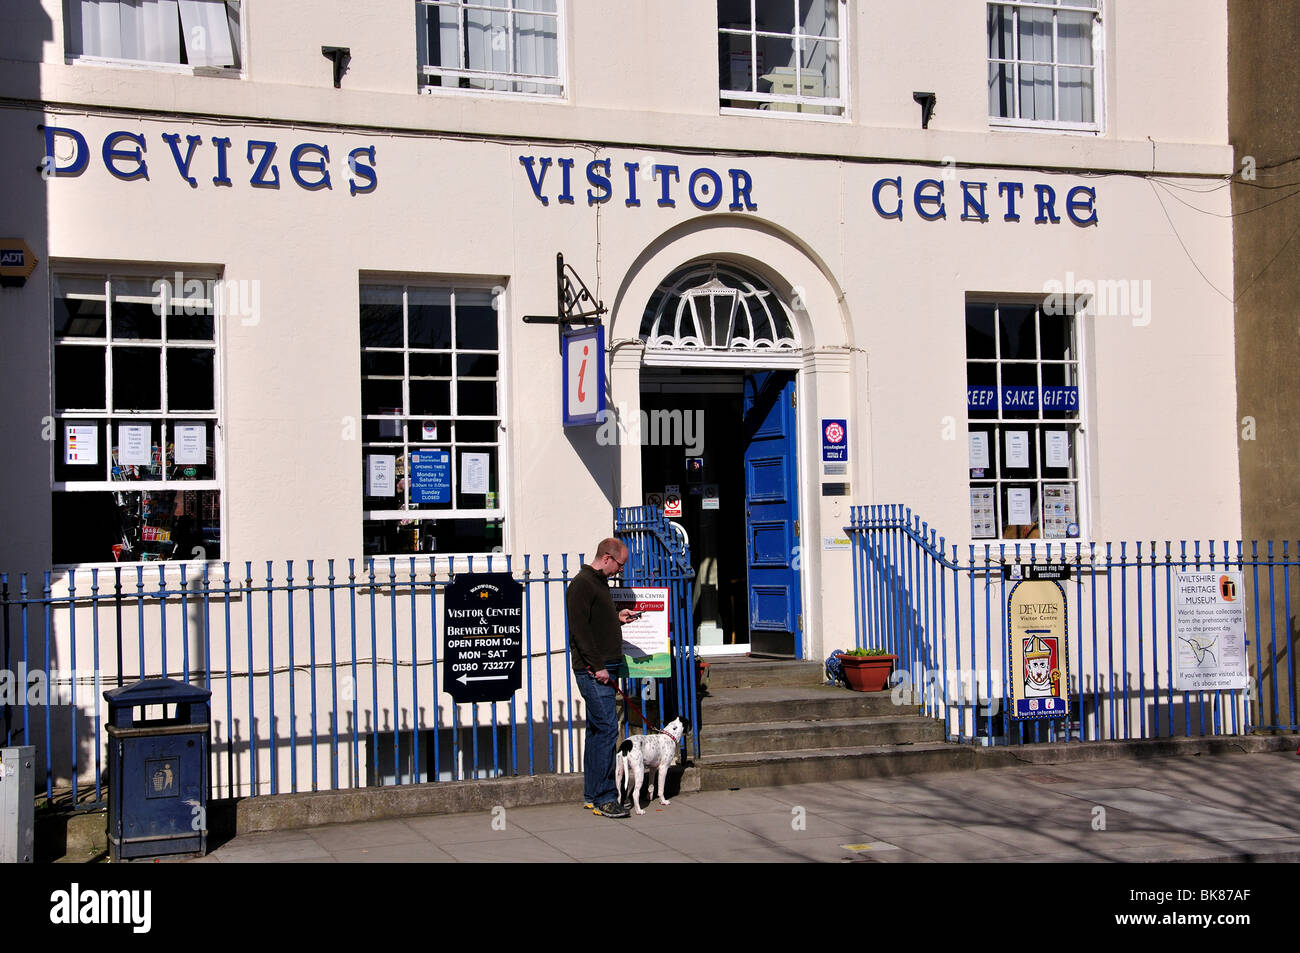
[443,573,524,705]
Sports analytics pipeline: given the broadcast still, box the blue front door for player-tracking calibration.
[743,371,802,657]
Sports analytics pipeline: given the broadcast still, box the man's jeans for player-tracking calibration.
[575,670,618,805]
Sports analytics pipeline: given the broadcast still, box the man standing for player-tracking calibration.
[567,537,638,818]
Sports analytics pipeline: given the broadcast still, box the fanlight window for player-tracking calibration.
[640,265,798,350]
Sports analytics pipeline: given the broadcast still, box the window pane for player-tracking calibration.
[800,0,838,40]
[1018,64,1053,120]
[170,421,216,478]
[987,5,1014,58]
[167,348,215,410]
[111,279,163,340]
[1001,363,1039,418]
[1057,11,1094,66]
[54,489,221,564]
[455,420,499,443]
[363,517,502,556]
[966,362,997,420]
[1058,66,1093,123]
[411,379,451,416]
[1039,314,1074,361]
[966,303,997,359]
[167,297,214,341]
[718,0,753,28]
[110,419,162,479]
[1002,484,1040,540]
[1017,7,1053,62]
[1002,427,1038,478]
[457,380,497,416]
[362,378,404,417]
[800,39,838,99]
[411,352,453,378]
[361,352,404,376]
[457,353,498,378]
[998,305,1037,360]
[55,345,106,409]
[455,447,498,508]
[454,290,498,350]
[1040,429,1075,478]
[720,30,756,93]
[988,62,1014,118]
[409,288,452,349]
[113,347,162,410]
[54,419,108,483]
[55,277,107,338]
[360,285,404,348]
[755,0,797,35]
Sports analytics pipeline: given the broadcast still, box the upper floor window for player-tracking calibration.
[417,0,564,96]
[65,0,242,70]
[719,1,845,117]
[988,1,1100,131]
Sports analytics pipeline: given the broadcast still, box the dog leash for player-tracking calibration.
[587,666,672,736]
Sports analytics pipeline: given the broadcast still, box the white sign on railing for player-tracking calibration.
[1174,571,1247,691]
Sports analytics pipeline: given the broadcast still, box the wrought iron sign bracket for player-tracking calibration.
[522,253,608,353]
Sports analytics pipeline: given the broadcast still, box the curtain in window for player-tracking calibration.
[1056,10,1095,123]
[1016,6,1053,120]
[177,0,236,67]
[68,0,235,66]
[69,0,181,62]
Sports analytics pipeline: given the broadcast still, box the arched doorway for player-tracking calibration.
[637,263,803,658]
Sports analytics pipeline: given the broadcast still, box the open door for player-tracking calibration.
[743,370,802,658]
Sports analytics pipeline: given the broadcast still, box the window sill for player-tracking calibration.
[65,55,243,79]
[720,104,848,123]
[989,118,1102,136]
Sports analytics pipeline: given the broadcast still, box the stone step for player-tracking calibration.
[695,742,973,790]
[700,686,902,724]
[700,715,945,755]
[704,659,825,690]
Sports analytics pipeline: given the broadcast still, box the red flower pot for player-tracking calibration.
[839,654,897,692]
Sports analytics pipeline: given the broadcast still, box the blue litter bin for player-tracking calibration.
[104,678,211,862]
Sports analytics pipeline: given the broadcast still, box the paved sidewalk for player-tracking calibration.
[194,750,1300,863]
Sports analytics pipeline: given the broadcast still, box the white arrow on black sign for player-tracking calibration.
[457,673,508,684]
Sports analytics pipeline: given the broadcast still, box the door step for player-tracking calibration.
[693,660,952,790]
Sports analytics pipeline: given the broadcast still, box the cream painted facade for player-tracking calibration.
[2,0,1237,682]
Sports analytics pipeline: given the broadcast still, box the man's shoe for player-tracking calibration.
[582,802,594,810]
[592,800,630,818]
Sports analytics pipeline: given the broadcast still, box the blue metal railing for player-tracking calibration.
[848,505,1299,744]
[2,538,696,807]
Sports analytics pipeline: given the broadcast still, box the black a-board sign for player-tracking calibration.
[443,572,524,704]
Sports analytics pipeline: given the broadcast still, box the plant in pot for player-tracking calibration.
[838,647,897,692]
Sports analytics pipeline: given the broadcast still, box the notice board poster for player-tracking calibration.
[1007,578,1070,720]
[443,572,524,704]
[1174,571,1247,691]
[611,587,671,678]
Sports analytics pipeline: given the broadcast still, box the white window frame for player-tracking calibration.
[63,0,245,76]
[987,0,1103,134]
[359,279,507,558]
[416,0,566,99]
[965,296,1090,544]
[719,0,849,120]
[50,265,225,569]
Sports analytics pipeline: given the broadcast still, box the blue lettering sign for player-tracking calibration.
[913,179,945,220]
[103,131,148,181]
[1041,386,1079,411]
[410,450,451,504]
[873,177,903,220]
[1001,386,1039,411]
[347,146,377,195]
[586,158,612,204]
[290,143,331,190]
[162,133,202,187]
[967,386,998,410]
[999,182,1024,221]
[1066,185,1098,226]
[246,140,280,188]
[41,125,89,177]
